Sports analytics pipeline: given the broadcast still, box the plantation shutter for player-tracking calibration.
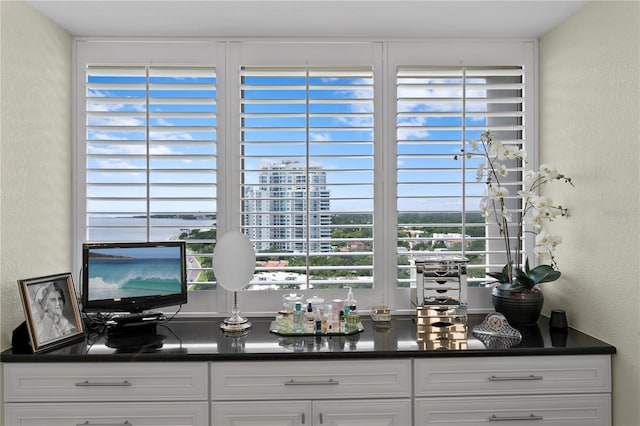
[240,66,375,290]
[85,65,217,288]
[396,66,525,286]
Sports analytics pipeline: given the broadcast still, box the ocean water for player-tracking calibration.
[87,217,215,241]
[87,257,182,300]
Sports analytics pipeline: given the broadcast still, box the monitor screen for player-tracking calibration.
[82,241,187,314]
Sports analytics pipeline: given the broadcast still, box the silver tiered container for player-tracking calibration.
[414,256,469,349]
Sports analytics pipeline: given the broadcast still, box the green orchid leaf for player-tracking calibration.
[515,268,535,288]
[487,264,512,283]
[487,271,508,283]
[527,265,561,284]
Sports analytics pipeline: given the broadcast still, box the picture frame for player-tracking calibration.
[18,272,85,353]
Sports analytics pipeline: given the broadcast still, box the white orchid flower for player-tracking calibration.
[468,139,480,152]
[496,144,524,161]
[488,184,510,199]
[501,206,512,222]
[523,170,539,189]
[496,163,508,177]
[475,163,485,182]
[524,209,544,229]
[539,163,559,179]
[533,245,550,259]
[532,196,555,216]
[535,231,563,251]
[517,189,534,199]
[487,140,502,159]
[479,197,495,219]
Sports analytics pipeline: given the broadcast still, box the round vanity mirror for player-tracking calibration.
[212,231,256,333]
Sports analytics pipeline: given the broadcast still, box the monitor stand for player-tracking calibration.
[105,312,166,351]
[106,312,165,330]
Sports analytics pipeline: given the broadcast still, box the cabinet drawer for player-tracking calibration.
[4,362,208,402]
[4,402,209,426]
[415,395,611,425]
[414,355,610,397]
[211,359,411,400]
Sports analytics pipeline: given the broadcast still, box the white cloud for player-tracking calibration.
[150,131,195,140]
[95,159,140,170]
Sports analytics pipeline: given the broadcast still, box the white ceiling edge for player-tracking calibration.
[25,0,589,39]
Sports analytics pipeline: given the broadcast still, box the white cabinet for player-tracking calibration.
[3,362,209,426]
[211,360,412,426]
[413,355,612,426]
[212,400,412,426]
[2,355,612,426]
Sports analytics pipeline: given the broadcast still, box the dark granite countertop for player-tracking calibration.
[0,314,615,363]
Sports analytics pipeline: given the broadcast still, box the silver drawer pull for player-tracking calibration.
[488,374,543,381]
[75,380,132,387]
[284,379,339,386]
[76,422,131,426]
[489,414,543,421]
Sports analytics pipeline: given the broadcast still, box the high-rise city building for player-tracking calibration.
[244,160,331,253]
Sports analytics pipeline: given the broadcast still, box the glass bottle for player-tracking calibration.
[305,302,315,333]
[292,302,304,333]
[347,304,359,330]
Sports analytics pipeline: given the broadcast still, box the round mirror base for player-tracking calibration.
[220,315,252,333]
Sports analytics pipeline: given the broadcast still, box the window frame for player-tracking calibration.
[73,40,226,315]
[385,41,537,312]
[73,38,536,316]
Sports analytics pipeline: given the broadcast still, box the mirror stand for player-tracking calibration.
[220,291,252,333]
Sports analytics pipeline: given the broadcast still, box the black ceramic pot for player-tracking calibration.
[491,286,544,326]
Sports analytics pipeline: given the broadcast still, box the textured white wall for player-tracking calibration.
[539,2,640,425]
[0,1,71,351]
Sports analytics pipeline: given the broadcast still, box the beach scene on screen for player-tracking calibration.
[87,247,182,300]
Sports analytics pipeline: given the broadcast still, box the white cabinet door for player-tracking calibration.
[4,402,209,426]
[212,400,411,426]
[415,395,611,426]
[313,400,412,426]
[212,401,311,426]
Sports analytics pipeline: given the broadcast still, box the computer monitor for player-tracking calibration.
[81,241,187,315]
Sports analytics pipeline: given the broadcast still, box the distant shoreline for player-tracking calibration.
[88,253,133,259]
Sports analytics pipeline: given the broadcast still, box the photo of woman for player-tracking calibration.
[18,273,84,352]
[31,281,77,343]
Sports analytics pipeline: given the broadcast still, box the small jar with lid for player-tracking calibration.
[283,293,304,313]
[306,295,325,314]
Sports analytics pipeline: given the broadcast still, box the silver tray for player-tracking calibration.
[269,321,364,336]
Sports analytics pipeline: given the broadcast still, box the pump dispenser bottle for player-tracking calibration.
[345,287,356,307]
[344,287,359,331]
